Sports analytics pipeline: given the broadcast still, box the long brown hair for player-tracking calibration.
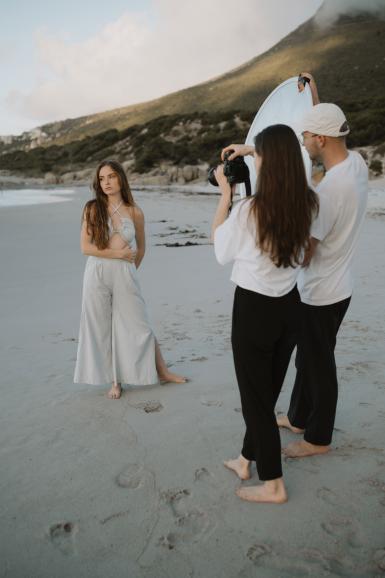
[249,124,318,268]
[82,160,135,249]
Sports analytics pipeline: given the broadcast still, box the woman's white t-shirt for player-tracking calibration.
[214,197,300,297]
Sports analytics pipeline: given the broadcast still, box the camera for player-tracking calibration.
[208,150,250,188]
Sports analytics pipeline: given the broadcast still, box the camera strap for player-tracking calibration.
[244,174,251,197]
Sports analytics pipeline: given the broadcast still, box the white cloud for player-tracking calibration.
[8,0,323,127]
[315,0,385,26]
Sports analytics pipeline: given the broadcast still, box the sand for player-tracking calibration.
[0,180,385,578]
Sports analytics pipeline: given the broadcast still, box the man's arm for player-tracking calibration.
[302,237,319,268]
[298,72,320,105]
[221,144,254,161]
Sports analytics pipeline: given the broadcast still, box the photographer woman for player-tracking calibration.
[74,160,186,399]
[212,125,318,503]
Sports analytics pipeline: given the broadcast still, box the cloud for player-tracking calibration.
[8,0,322,126]
[315,0,385,27]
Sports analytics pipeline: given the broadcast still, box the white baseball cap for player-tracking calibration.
[301,103,350,137]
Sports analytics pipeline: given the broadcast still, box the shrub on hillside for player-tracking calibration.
[369,159,383,175]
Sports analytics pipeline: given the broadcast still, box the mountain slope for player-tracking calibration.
[1,5,385,181]
[14,7,384,148]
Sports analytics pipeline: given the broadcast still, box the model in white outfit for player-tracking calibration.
[74,160,186,399]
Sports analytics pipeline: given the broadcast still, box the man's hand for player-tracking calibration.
[298,72,320,105]
[221,144,254,161]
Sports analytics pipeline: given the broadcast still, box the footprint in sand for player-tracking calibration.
[160,487,215,546]
[161,488,191,517]
[49,522,77,555]
[190,356,208,362]
[321,516,354,537]
[116,463,155,490]
[157,532,177,550]
[130,401,163,413]
[246,543,272,562]
[103,464,157,561]
[200,398,223,407]
[194,467,210,482]
[316,487,341,507]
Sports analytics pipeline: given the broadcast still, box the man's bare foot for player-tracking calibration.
[159,371,187,384]
[107,383,122,399]
[283,440,330,458]
[236,478,287,504]
[276,414,305,434]
[223,455,251,480]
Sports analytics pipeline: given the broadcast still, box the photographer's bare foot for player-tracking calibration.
[236,479,287,504]
[224,455,251,480]
[276,414,305,434]
[107,384,122,399]
[283,440,330,458]
[159,371,187,384]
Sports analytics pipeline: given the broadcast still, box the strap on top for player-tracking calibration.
[109,200,123,217]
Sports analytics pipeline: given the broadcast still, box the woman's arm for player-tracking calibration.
[211,165,233,241]
[80,218,136,262]
[132,206,145,268]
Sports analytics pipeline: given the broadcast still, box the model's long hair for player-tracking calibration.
[82,160,135,249]
[248,124,319,268]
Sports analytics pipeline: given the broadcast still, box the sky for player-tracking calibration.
[0,0,331,135]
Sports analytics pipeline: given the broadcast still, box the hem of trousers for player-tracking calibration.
[259,473,283,482]
[74,376,159,386]
[241,452,283,482]
[304,433,332,446]
[287,414,306,431]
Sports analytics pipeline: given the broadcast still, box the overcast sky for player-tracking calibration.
[1,0,328,135]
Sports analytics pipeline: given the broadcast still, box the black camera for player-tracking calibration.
[208,150,250,189]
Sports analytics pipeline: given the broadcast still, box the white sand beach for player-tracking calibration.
[1,180,385,577]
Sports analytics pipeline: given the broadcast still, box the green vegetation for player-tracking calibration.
[369,159,383,176]
[342,97,385,148]
[0,112,252,176]
[1,101,383,177]
[1,11,384,176]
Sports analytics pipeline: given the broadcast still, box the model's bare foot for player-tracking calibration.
[107,383,122,399]
[236,478,287,504]
[283,440,330,458]
[276,414,305,434]
[159,371,187,384]
[224,455,251,480]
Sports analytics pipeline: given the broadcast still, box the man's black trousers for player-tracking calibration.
[287,297,351,446]
[231,285,300,481]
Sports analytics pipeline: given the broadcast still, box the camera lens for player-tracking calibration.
[208,167,219,187]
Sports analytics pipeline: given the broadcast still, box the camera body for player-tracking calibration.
[208,150,250,188]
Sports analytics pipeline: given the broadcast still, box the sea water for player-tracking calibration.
[0,188,76,208]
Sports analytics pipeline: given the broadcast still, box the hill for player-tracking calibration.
[1,3,385,179]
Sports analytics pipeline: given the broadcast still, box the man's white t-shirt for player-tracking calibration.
[298,150,368,306]
[214,198,299,297]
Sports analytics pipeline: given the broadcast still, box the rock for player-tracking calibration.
[44,172,59,185]
[182,165,196,182]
